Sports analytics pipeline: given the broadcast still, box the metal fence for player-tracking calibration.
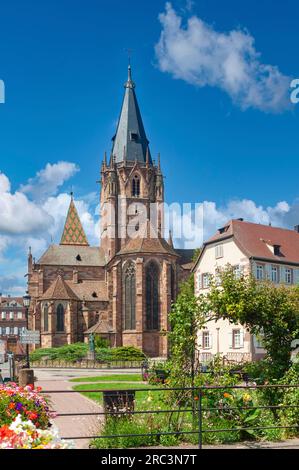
[28,359,144,369]
[41,383,299,449]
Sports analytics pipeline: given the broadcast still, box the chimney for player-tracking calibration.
[294,225,299,233]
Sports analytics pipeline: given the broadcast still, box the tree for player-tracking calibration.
[198,266,299,372]
[168,275,205,387]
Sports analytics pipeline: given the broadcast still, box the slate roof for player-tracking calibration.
[84,320,113,335]
[197,219,299,267]
[41,275,80,300]
[65,280,109,302]
[37,245,106,266]
[117,220,178,257]
[60,197,89,246]
[112,65,152,164]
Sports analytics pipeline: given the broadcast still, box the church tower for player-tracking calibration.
[100,65,164,261]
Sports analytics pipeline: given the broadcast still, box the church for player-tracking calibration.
[27,66,194,357]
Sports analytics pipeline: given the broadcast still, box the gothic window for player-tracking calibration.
[132,175,140,197]
[146,262,159,330]
[43,304,49,332]
[124,263,136,330]
[56,304,65,332]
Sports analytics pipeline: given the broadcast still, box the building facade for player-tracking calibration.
[0,296,26,355]
[193,219,299,363]
[27,66,194,357]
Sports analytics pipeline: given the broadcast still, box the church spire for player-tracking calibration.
[60,196,89,246]
[111,65,152,165]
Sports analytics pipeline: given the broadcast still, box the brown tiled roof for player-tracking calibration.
[207,219,299,264]
[41,275,80,300]
[117,220,179,257]
[84,320,113,335]
[65,280,109,302]
[37,245,106,266]
[60,197,89,246]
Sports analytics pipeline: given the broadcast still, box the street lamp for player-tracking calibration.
[22,293,31,368]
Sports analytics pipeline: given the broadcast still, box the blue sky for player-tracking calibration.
[0,0,298,294]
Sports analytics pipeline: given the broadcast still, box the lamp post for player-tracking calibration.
[22,294,31,369]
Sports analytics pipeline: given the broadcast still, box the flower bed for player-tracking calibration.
[0,383,73,449]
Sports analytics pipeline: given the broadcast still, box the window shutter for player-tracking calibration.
[265,264,271,281]
[198,332,203,348]
[209,332,213,349]
[197,273,202,290]
[228,332,233,349]
[280,266,285,283]
[294,269,299,285]
[240,330,244,348]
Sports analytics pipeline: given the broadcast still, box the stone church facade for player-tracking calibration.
[28,66,194,357]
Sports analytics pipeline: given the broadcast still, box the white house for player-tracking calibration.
[193,219,299,363]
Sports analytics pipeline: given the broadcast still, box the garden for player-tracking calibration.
[80,269,299,448]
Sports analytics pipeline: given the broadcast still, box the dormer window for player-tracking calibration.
[218,225,229,234]
[130,132,139,142]
[132,175,140,197]
[273,245,281,256]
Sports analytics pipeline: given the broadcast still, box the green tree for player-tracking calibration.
[168,275,205,387]
[198,266,299,373]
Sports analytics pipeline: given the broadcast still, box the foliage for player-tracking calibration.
[168,276,205,387]
[30,343,146,363]
[0,415,74,449]
[0,383,52,428]
[94,336,110,349]
[197,266,299,372]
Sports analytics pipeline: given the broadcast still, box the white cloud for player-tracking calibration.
[0,173,53,235]
[20,161,79,201]
[155,3,292,113]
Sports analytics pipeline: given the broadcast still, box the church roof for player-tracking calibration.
[112,65,152,165]
[66,280,109,302]
[84,320,113,335]
[60,196,89,246]
[37,245,106,266]
[41,275,80,301]
[117,220,178,257]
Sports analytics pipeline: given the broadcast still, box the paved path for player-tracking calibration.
[36,373,103,449]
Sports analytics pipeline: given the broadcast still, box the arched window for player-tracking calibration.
[123,263,136,330]
[146,262,159,330]
[43,304,49,332]
[132,175,140,197]
[56,304,64,332]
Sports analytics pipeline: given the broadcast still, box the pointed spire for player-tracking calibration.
[125,64,135,89]
[123,145,127,164]
[146,145,150,167]
[104,151,107,167]
[168,230,174,248]
[60,197,89,246]
[112,65,152,165]
[157,153,161,173]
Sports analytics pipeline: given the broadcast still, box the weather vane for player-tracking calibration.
[124,48,133,66]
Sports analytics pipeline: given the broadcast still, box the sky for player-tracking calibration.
[0,0,298,295]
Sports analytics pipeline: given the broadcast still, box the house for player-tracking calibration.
[193,219,299,363]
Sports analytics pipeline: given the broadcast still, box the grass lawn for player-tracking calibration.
[70,374,143,383]
[72,382,157,406]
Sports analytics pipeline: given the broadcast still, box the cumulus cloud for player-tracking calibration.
[0,172,53,235]
[155,3,292,112]
[20,161,79,201]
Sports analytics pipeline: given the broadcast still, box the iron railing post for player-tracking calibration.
[198,388,203,449]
